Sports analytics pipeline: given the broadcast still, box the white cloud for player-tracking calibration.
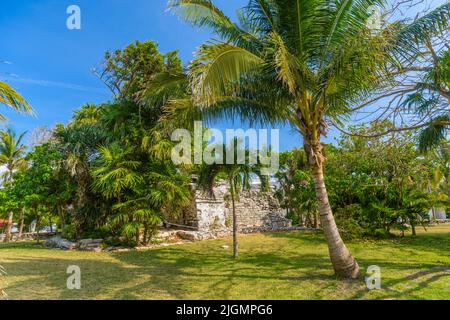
[2,75,108,94]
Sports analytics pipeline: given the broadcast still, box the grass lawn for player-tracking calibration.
[0,225,449,300]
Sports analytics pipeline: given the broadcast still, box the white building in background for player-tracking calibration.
[429,208,447,220]
[0,165,6,188]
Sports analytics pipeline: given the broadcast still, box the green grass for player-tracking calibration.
[0,225,449,300]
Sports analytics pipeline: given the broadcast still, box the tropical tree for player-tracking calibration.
[402,49,450,152]
[92,143,191,245]
[197,139,268,259]
[0,129,27,182]
[0,81,33,120]
[166,0,449,278]
[0,129,27,242]
[276,149,319,227]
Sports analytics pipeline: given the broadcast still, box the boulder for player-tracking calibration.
[44,237,77,250]
[77,238,104,252]
[177,230,198,241]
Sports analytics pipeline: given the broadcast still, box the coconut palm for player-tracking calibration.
[0,81,33,120]
[402,50,450,152]
[0,128,27,242]
[166,0,449,278]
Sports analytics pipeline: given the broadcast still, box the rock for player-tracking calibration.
[77,238,104,251]
[176,230,224,241]
[177,230,198,241]
[154,229,178,241]
[44,237,77,250]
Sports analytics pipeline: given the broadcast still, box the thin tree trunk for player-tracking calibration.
[299,213,305,227]
[49,216,53,233]
[18,208,25,239]
[4,212,14,243]
[58,205,65,236]
[35,214,41,244]
[411,219,417,236]
[230,182,238,259]
[313,211,319,228]
[136,230,140,246]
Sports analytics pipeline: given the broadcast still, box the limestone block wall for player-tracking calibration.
[195,198,227,230]
[193,182,288,231]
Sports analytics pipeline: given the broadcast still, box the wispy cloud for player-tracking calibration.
[2,75,109,95]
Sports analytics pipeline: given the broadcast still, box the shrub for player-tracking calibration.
[62,225,77,240]
[334,204,366,240]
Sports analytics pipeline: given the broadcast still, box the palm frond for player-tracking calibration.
[190,42,265,106]
[0,81,34,118]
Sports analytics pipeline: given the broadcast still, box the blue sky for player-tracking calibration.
[1,0,444,151]
[0,0,306,151]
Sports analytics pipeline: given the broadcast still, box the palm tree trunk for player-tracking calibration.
[310,163,360,278]
[3,212,13,243]
[49,216,53,233]
[431,206,436,221]
[58,205,65,236]
[305,139,359,279]
[411,221,416,236]
[230,182,238,259]
[18,208,25,239]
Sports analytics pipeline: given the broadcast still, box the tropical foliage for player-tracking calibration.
[0,1,448,281]
[165,0,449,278]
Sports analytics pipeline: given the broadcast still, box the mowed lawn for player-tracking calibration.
[0,225,449,300]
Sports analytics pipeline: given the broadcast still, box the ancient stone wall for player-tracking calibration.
[191,182,291,232]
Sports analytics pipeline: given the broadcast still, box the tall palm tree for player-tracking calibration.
[0,128,27,242]
[166,0,449,278]
[0,81,33,120]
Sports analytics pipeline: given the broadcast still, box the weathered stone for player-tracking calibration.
[182,182,292,233]
[176,230,198,241]
[44,237,77,250]
[77,238,104,251]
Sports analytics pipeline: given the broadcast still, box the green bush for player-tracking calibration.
[334,204,366,240]
[62,225,77,240]
[80,227,113,240]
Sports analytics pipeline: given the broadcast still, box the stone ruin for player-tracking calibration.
[42,182,299,251]
[166,181,295,240]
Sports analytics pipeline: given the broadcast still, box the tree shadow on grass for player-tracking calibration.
[349,261,449,300]
[108,246,339,300]
[1,256,137,300]
[2,229,448,299]
[261,230,326,245]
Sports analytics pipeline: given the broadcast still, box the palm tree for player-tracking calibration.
[0,129,27,182]
[166,0,449,278]
[402,50,450,152]
[93,143,191,245]
[197,140,267,259]
[0,128,27,242]
[0,81,33,120]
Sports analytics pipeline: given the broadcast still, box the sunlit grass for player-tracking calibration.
[0,225,448,300]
